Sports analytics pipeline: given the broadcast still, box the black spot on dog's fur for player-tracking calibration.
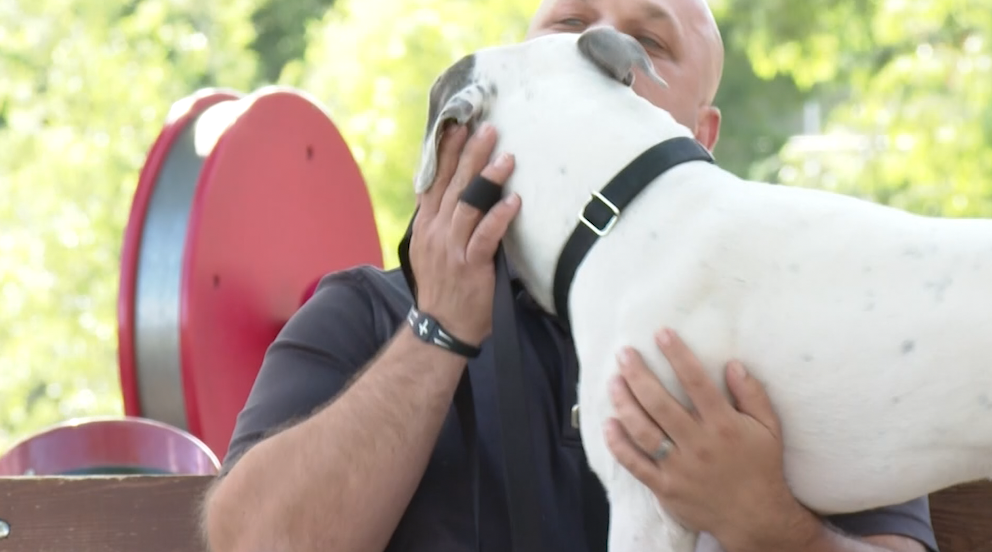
[924,277,952,302]
[901,339,915,354]
[979,394,992,409]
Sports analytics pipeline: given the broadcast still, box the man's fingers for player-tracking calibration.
[617,346,697,445]
[603,419,660,484]
[609,372,671,460]
[465,193,521,264]
[419,124,469,219]
[450,152,515,248]
[655,329,733,420]
[438,123,499,218]
[726,361,781,435]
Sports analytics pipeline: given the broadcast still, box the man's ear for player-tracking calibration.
[413,55,487,194]
[577,26,667,89]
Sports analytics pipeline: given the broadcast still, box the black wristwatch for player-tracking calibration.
[406,306,482,358]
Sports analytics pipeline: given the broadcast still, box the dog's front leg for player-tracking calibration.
[604,469,698,552]
[580,359,700,552]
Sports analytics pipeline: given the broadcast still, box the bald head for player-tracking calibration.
[686,0,724,102]
[525,0,725,150]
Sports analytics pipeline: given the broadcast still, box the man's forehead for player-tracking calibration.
[573,0,676,20]
[536,0,712,25]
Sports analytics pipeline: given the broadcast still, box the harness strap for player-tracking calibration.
[491,242,549,551]
[552,136,714,329]
[399,179,549,552]
[453,360,483,550]
[461,176,550,550]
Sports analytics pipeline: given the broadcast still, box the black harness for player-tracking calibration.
[398,135,714,552]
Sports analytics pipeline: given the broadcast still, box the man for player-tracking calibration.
[201,0,940,550]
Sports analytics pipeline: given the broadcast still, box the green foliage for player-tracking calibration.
[710,16,811,180]
[729,0,992,217]
[251,0,337,83]
[0,0,261,451]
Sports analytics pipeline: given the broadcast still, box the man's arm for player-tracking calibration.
[723,503,929,552]
[862,535,928,552]
[787,531,926,552]
[202,121,521,552]
[203,325,472,552]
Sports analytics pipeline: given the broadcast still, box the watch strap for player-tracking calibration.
[407,306,482,358]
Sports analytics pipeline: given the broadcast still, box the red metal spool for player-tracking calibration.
[118,86,383,457]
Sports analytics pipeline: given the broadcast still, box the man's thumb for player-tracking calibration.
[726,361,780,433]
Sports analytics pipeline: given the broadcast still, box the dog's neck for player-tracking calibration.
[475,54,704,316]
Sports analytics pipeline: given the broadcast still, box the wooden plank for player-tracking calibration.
[931,480,992,552]
[0,475,989,551]
[0,475,213,552]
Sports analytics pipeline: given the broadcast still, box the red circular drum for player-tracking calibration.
[118,87,383,457]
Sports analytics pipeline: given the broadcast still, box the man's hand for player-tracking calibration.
[602,327,819,550]
[409,122,521,346]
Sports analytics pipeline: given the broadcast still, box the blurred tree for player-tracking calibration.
[719,0,992,217]
[250,0,336,83]
[0,0,261,450]
[710,14,811,180]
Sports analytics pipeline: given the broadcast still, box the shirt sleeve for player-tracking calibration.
[218,269,389,476]
[826,496,939,551]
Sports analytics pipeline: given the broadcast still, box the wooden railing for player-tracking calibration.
[0,476,989,552]
[0,476,213,552]
[929,480,992,551]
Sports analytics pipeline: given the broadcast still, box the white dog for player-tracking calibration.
[412,26,992,552]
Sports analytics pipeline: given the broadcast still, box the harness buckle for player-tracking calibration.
[578,191,620,237]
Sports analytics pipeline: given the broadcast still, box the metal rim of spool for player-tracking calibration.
[118,86,384,457]
[118,88,243,434]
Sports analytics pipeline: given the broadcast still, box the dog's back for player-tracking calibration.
[414,28,992,552]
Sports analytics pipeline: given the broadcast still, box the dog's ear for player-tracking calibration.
[577,26,667,88]
[414,54,487,194]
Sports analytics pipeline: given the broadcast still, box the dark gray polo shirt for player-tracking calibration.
[221,264,939,552]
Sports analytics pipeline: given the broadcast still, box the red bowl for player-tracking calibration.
[0,416,220,476]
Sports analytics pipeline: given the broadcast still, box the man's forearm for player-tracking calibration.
[729,507,919,552]
[204,326,470,552]
[796,528,919,552]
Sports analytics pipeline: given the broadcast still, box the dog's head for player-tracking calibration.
[412,26,667,194]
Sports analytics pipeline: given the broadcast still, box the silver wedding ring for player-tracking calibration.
[650,437,675,461]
